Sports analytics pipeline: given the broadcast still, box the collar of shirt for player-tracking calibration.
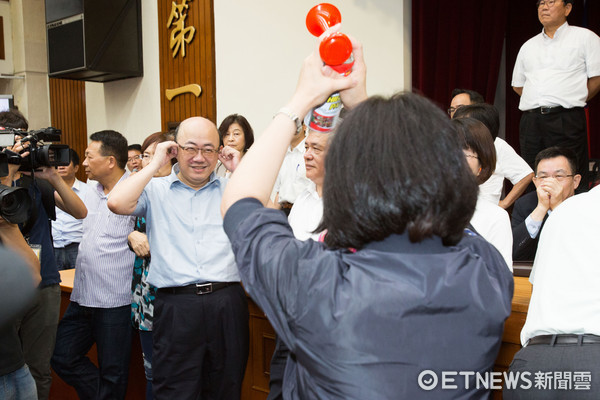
[542,21,568,40]
[91,171,130,197]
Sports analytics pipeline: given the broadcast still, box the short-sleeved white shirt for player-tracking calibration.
[512,22,600,110]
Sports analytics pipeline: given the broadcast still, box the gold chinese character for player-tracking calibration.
[165,84,202,101]
[167,0,196,58]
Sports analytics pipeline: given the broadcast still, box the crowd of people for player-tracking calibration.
[0,0,599,399]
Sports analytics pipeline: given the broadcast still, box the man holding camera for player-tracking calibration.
[0,109,87,400]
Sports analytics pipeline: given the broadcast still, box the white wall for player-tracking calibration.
[214,0,411,134]
[83,0,411,144]
[84,1,162,146]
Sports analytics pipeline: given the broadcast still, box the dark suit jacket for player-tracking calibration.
[511,191,549,261]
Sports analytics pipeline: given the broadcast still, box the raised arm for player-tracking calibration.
[108,141,178,215]
[33,167,87,219]
[221,35,366,216]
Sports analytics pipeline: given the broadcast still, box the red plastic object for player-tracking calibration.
[319,33,352,68]
[306,3,342,37]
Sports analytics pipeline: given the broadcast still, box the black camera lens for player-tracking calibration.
[0,185,31,224]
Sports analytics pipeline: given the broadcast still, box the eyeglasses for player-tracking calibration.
[535,174,574,181]
[178,144,218,158]
[447,105,465,116]
[463,152,479,160]
[537,0,561,8]
[127,155,142,162]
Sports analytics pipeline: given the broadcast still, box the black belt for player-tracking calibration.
[158,282,237,295]
[526,106,580,115]
[528,334,600,346]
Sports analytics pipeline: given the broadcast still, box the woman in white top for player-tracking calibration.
[452,118,513,271]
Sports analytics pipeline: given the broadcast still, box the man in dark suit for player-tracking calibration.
[512,146,580,261]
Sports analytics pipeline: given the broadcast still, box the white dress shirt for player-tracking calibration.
[512,22,600,110]
[52,179,89,248]
[287,183,323,241]
[470,195,513,271]
[521,185,600,345]
[479,138,533,205]
[272,139,312,204]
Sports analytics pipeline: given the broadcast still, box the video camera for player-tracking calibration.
[0,127,70,171]
[0,152,31,225]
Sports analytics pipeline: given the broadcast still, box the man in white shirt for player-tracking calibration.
[270,124,312,216]
[52,149,89,270]
[268,128,331,400]
[452,99,533,209]
[512,0,600,191]
[504,185,600,399]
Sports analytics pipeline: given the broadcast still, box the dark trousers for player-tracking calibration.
[16,283,61,400]
[504,340,600,399]
[152,284,249,400]
[54,243,80,270]
[139,329,153,400]
[51,302,132,400]
[519,107,589,190]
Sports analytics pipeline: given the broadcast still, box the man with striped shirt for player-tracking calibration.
[52,130,136,400]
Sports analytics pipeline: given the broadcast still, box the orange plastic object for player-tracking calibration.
[306,3,342,37]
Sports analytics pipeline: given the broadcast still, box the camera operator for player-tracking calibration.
[0,109,87,400]
[0,216,40,399]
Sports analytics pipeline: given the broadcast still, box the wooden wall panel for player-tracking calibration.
[49,78,88,182]
[157,0,216,131]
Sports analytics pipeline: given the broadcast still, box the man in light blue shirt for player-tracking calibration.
[108,117,248,400]
[52,149,89,270]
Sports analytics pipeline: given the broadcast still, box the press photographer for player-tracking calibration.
[0,108,87,400]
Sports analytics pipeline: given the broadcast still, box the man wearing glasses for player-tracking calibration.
[108,117,247,399]
[511,146,580,262]
[512,0,600,191]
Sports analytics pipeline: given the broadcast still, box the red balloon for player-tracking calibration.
[319,32,352,67]
[306,3,342,37]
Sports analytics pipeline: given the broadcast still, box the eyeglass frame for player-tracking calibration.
[177,144,219,158]
[534,173,574,181]
[127,155,143,162]
[537,0,565,8]
[447,104,464,116]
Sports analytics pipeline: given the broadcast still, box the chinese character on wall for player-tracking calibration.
[167,0,196,58]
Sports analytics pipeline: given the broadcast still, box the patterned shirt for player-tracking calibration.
[130,217,155,331]
[71,173,136,308]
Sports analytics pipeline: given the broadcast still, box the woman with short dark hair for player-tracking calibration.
[452,117,513,270]
[221,38,513,399]
[216,114,254,177]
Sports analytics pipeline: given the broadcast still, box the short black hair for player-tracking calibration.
[0,109,28,131]
[451,89,484,105]
[534,146,578,175]
[218,114,254,151]
[537,0,573,6]
[453,103,500,140]
[70,149,80,166]
[452,118,497,184]
[89,130,128,170]
[317,92,478,249]
[128,144,142,152]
